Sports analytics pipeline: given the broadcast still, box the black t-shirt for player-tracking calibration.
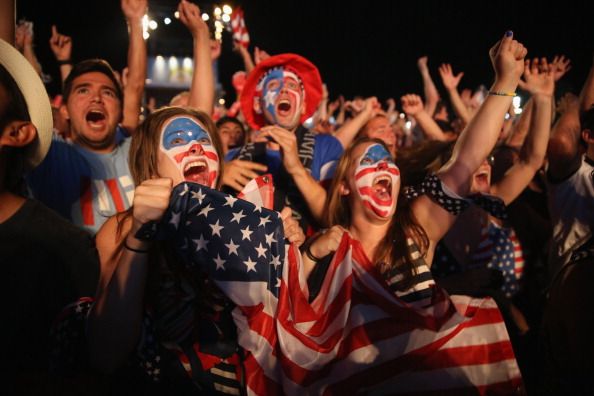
[0,199,99,380]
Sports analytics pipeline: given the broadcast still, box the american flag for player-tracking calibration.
[470,221,524,298]
[143,182,523,395]
[231,7,250,48]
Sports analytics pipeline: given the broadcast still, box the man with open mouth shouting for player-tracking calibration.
[25,0,149,234]
[226,54,343,233]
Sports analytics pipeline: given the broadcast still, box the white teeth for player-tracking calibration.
[184,160,206,172]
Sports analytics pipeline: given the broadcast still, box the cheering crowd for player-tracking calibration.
[2,0,593,395]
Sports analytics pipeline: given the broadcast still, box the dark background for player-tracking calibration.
[17,0,594,105]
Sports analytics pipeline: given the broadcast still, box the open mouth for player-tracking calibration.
[372,175,392,201]
[474,170,490,188]
[183,159,209,184]
[86,110,106,129]
[276,99,292,116]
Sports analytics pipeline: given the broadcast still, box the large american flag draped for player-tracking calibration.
[140,182,523,395]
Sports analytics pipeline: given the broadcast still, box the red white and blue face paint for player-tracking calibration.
[354,144,400,218]
[258,67,303,128]
[159,116,219,188]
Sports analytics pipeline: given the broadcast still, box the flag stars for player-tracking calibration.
[199,203,214,217]
[224,195,238,208]
[244,257,257,272]
[179,183,189,196]
[213,254,226,270]
[255,243,267,258]
[231,209,246,224]
[193,234,209,251]
[259,215,271,227]
[225,239,239,256]
[169,211,181,228]
[241,225,253,241]
[271,254,281,269]
[265,232,276,246]
[210,220,224,237]
[191,189,206,204]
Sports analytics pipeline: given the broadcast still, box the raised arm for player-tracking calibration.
[492,57,554,204]
[580,54,594,112]
[119,0,147,135]
[438,63,472,125]
[49,25,73,83]
[0,0,14,43]
[333,97,379,148]
[234,41,255,73]
[401,93,450,141]
[88,178,173,372]
[417,56,440,116]
[15,20,43,76]
[181,0,214,114]
[412,32,526,247]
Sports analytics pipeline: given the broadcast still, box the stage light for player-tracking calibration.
[149,20,158,30]
[164,17,171,25]
[202,13,210,21]
[174,11,180,19]
[143,31,150,40]
[222,14,230,23]
[222,5,232,15]
[219,98,226,105]
[214,7,222,17]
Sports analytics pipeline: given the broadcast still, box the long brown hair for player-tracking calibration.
[325,137,429,289]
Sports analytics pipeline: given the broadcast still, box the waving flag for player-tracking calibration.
[141,182,523,395]
[231,7,250,48]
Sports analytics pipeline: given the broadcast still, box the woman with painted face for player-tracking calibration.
[87,106,304,393]
[305,32,528,305]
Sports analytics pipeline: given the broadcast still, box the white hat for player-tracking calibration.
[0,38,52,169]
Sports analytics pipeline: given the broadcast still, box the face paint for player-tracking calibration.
[259,67,303,128]
[354,144,400,218]
[159,116,219,188]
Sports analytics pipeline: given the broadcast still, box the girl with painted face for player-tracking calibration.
[304,30,528,305]
[88,106,304,393]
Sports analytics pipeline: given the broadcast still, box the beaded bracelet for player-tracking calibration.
[487,90,516,97]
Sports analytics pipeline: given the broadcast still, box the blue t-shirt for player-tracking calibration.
[225,133,343,182]
[27,136,134,234]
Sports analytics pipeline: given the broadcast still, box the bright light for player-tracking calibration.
[201,13,210,21]
[155,55,164,62]
[222,5,232,15]
[514,108,523,115]
[214,20,223,29]
[214,32,222,40]
[222,14,230,23]
[182,57,193,69]
[149,20,158,30]
[164,17,171,25]
[168,56,178,69]
[142,14,149,30]
[512,96,521,108]
[219,98,226,105]
[214,7,222,17]
[143,31,150,40]
[405,120,412,130]
[174,11,180,19]
[399,112,405,119]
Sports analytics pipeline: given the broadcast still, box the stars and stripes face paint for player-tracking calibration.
[258,67,304,129]
[159,116,219,188]
[354,144,400,218]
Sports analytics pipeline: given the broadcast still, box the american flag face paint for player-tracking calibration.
[258,68,303,128]
[354,144,400,218]
[159,116,219,188]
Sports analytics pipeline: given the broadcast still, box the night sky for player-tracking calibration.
[17,0,594,106]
